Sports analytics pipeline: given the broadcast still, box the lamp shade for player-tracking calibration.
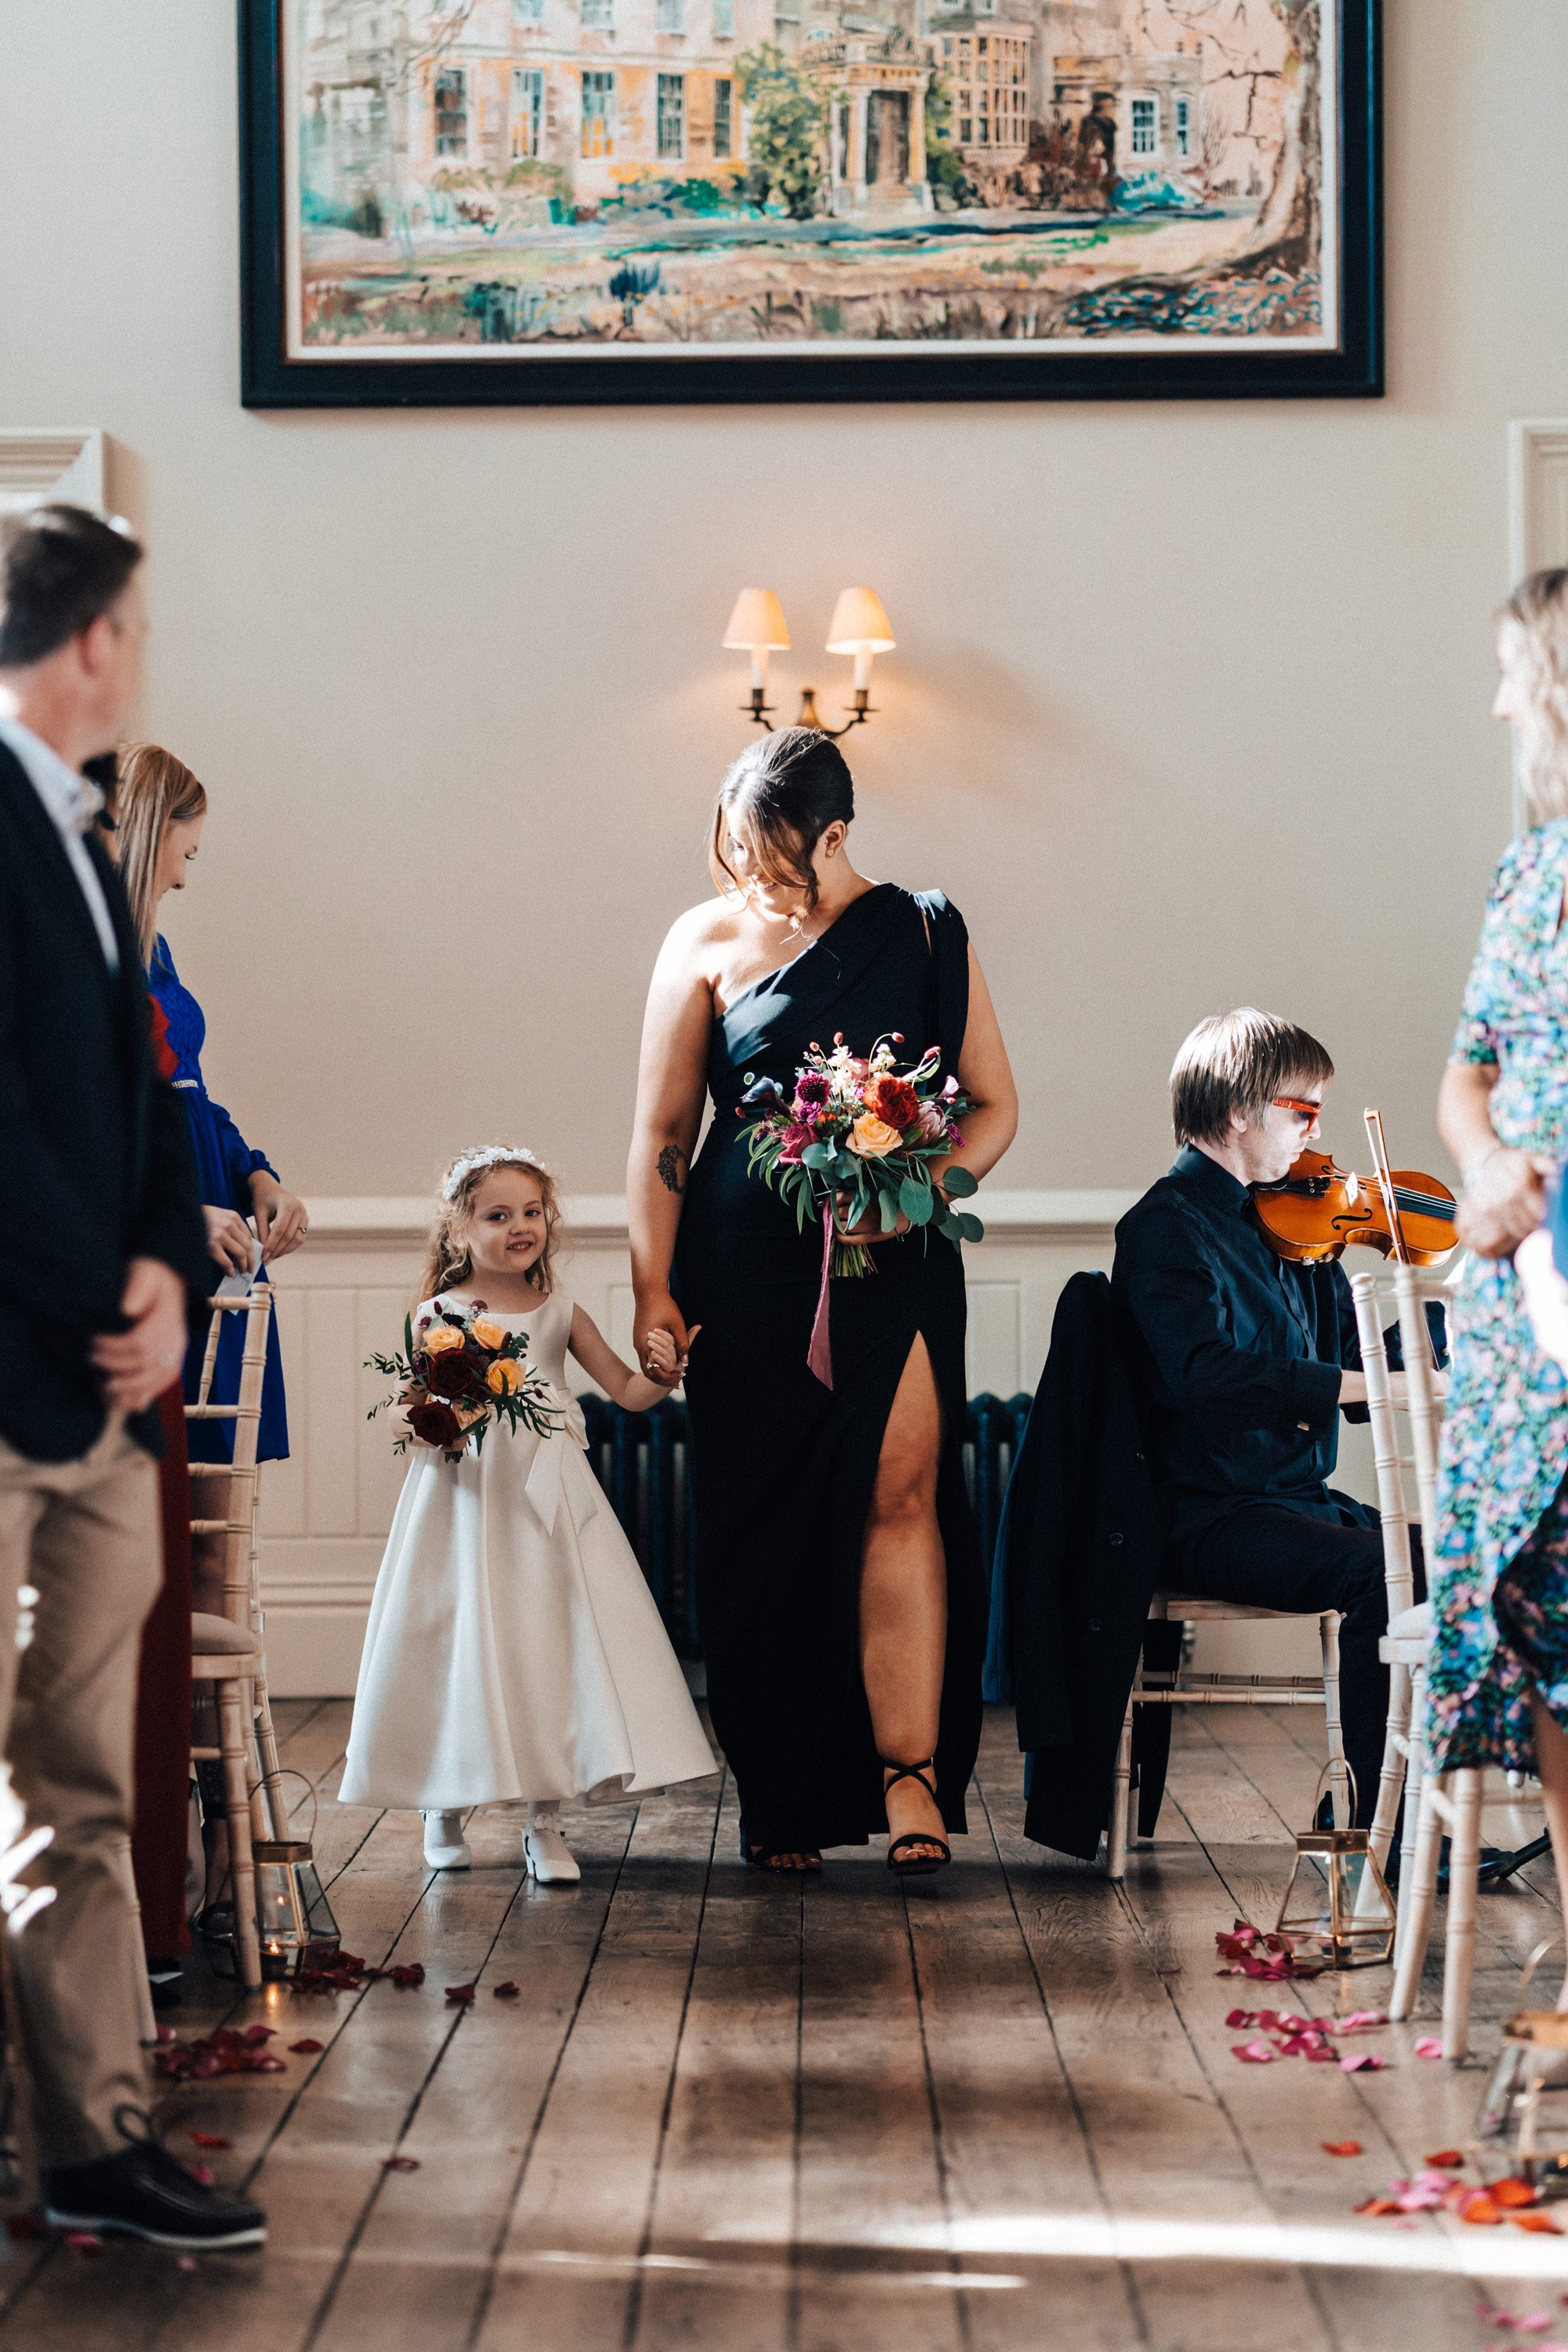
[826,587,895,656]
[722,587,790,652]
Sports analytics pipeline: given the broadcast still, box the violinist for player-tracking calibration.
[1111,1009,1443,1828]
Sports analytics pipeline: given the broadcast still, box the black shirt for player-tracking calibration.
[1112,1145,1372,1542]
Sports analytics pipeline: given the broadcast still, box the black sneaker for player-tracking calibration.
[42,2111,265,2251]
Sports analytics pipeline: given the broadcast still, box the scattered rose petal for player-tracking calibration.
[64,2230,103,2256]
[1330,2009,1387,2034]
[1340,2053,1386,2074]
[445,1982,477,2005]
[1156,1965,1181,1976]
[1225,2008,1252,2029]
[1232,2038,1276,2063]
[492,1981,521,1999]
[1492,2177,1541,2209]
[187,2165,214,2188]
[176,2255,198,2272]
[1355,2196,1402,2216]
[382,2154,419,2172]
[1425,2149,1464,2169]
[189,2131,232,2151]
[154,2024,176,2045]
[389,1963,426,1988]
[1458,2190,1504,2225]
[1414,2036,1444,2059]
[154,2025,297,2082]
[1515,2215,1566,2237]
[289,2038,325,2055]
[1323,2140,1362,2157]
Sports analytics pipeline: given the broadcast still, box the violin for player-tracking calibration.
[1249,1109,1458,1268]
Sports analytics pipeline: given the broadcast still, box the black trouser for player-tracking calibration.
[1176,1498,1425,1828]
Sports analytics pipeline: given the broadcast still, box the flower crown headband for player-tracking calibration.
[440,1145,548,1204]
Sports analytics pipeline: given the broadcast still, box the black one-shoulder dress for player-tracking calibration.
[673,883,985,1854]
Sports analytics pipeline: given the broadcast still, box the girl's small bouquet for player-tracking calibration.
[737,1032,983,1280]
[366,1305,563,1463]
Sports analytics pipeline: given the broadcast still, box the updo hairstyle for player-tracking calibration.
[709,726,855,913]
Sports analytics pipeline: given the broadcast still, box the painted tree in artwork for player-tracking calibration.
[735,46,827,221]
[1247,0,1320,267]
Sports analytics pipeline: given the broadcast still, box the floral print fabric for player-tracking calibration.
[1428,820,1568,1773]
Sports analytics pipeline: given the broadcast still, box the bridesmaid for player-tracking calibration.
[629,729,1018,1871]
[114,742,307,1613]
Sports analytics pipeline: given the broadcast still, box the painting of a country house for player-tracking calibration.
[288,0,1338,357]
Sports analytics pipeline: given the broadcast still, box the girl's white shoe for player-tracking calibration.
[423,1810,471,1870]
[524,1804,580,1885]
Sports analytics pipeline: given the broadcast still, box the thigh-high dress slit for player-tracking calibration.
[673,884,985,1854]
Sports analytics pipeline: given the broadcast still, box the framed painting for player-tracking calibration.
[239,0,1381,407]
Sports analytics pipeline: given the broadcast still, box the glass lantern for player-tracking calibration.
[252,1838,341,1981]
[1475,1942,1568,2190]
[1272,1769,1396,1970]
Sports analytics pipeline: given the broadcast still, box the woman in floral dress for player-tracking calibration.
[1429,572,1568,1918]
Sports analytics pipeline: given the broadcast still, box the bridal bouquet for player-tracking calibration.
[737,1033,982,1280]
[365,1305,562,1462]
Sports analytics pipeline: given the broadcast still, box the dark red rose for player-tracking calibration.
[866,1075,920,1131]
[425,1351,482,1399]
[408,1399,463,1450]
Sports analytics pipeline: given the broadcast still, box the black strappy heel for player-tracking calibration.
[880,1758,951,1876]
[739,1823,822,1873]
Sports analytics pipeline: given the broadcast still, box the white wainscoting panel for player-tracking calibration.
[260,1189,1131,1693]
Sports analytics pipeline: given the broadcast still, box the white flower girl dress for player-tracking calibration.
[339,1289,716,1847]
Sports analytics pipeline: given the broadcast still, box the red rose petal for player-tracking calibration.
[289,2038,325,2055]
[190,2131,233,2150]
[445,1982,477,2005]
[382,2154,420,2171]
[492,1981,521,1999]
[1323,2140,1363,2157]
[1425,2149,1465,2169]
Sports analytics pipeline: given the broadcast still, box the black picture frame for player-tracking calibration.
[239,0,1381,409]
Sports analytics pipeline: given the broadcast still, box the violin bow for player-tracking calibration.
[1364,1106,1442,1370]
[1363,1109,1408,1265]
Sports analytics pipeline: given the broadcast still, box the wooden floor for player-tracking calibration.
[4,1702,1567,2351]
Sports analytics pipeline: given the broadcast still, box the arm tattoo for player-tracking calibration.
[656,1145,688,1196]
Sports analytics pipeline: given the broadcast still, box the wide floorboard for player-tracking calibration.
[3,1700,1564,2350]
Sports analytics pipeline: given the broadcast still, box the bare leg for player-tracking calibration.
[191,1470,232,1620]
[1526,1690,1568,2009]
[860,1336,947,1864]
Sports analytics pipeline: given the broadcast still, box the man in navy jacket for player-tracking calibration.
[0,504,263,2249]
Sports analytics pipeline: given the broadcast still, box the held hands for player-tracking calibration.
[250,1173,310,1263]
[1456,1145,1553,1260]
[89,1258,187,1412]
[633,1293,699,1388]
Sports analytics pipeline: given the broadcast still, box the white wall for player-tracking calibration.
[4,3,1568,1689]
[4,3,1567,1209]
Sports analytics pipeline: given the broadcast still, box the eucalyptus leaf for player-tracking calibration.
[899,1175,933,1225]
[942,1164,978,1200]
[879,1186,901,1232]
[802,1142,836,1170]
[954,1210,985,1243]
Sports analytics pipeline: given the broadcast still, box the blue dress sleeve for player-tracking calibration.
[209,1092,278,1203]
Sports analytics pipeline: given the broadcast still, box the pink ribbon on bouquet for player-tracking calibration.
[808,1198,835,1389]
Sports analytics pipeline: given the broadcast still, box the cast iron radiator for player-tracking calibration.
[577,1392,1034,1662]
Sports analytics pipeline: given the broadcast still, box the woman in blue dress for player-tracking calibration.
[1430,570,1568,1976]
[115,745,307,1609]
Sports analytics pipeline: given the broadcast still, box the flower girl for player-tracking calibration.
[339,1145,715,1882]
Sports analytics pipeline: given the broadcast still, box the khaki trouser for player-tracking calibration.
[0,1417,159,2169]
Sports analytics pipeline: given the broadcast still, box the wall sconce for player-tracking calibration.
[724,586,895,738]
